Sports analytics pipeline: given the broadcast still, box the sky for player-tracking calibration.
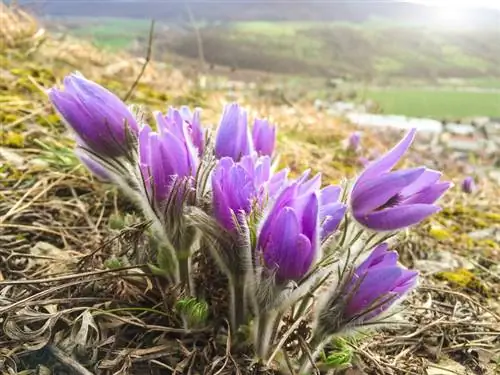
[409,0,500,9]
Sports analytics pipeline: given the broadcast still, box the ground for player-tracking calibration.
[0,5,499,375]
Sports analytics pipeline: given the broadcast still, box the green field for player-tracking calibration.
[63,18,152,50]
[362,88,500,118]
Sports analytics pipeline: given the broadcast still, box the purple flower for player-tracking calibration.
[347,132,361,152]
[351,129,451,231]
[138,118,199,205]
[179,106,205,155]
[215,103,252,160]
[258,178,320,282]
[212,155,271,230]
[252,118,276,156]
[48,73,139,157]
[75,149,111,182]
[343,244,418,323]
[320,185,347,241]
[461,176,475,194]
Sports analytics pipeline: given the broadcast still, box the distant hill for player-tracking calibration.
[12,0,500,27]
[157,22,500,81]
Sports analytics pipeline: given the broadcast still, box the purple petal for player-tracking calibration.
[252,118,276,156]
[264,208,313,281]
[75,149,111,181]
[352,168,425,214]
[355,128,416,185]
[268,168,289,198]
[321,185,342,206]
[321,203,346,240]
[215,103,251,160]
[402,181,451,205]
[354,244,398,276]
[298,192,320,247]
[400,169,442,197]
[345,266,402,318]
[298,173,322,196]
[359,204,441,231]
[392,270,419,295]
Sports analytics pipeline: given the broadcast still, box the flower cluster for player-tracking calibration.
[48,73,451,372]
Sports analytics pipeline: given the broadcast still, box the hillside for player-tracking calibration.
[162,22,500,81]
[15,0,500,27]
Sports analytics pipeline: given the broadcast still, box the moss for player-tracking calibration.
[429,225,452,241]
[436,268,490,297]
[0,131,25,147]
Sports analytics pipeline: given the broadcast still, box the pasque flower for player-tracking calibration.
[258,177,320,282]
[347,132,361,152]
[48,73,139,157]
[138,115,199,206]
[461,176,475,194]
[215,103,252,160]
[212,155,271,230]
[179,106,205,155]
[320,185,347,241]
[351,128,451,231]
[342,243,418,323]
[252,118,276,157]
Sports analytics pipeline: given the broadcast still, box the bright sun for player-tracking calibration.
[411,0,500,9]
[411,0,500,27]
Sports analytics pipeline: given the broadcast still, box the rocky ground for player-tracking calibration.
[1,5,499,375]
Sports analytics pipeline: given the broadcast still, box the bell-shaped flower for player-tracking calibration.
[215,103,252,160]
[461,176,475,194]
[179,106,205,155]
[138,119,199,206]
[320,185,346,241]
[257,178,320,283]
[48,73,139,158]
[212,155,271,230]
[351,129,451,231]
[252,118,276,157]
[342,244,418,323]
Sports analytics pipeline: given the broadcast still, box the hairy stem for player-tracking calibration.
[230,277,247,333]
[298,335,328,374]
[177,251,193,296]
[255,311,277,360]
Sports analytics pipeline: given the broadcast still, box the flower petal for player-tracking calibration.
[345,266,402,318]
[356,128,416,184]
[321,185,342,206]
[402,181,452,205]
[359,204,441,231]
[400,169,442,197]
[352,168,425,214]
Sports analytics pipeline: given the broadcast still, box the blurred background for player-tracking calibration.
[13,0,500,122]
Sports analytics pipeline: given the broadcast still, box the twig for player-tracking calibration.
[184,4,205,74]
[48,345,94,375]
[122,19,155,101]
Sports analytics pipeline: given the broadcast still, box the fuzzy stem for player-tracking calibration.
[297,335,328,374]
[255,311,278,360]
[231,276,247,332]
[177,251,193,296]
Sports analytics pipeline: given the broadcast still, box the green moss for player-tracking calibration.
[429,225,452,241]
[0,131,25,148]
[436,268,490,297]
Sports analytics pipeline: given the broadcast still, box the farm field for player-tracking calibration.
[361,88,500,118]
